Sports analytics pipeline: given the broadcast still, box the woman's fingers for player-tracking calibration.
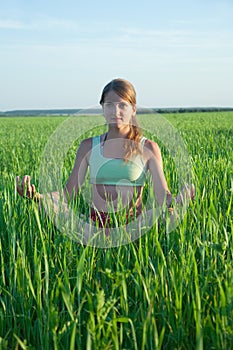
[31,184,36,197]
[190,183,195,200]
[16,175,37,198]
[175,183,195,205]
[184,183,195,200]
[22,175,30,197]
[26,175,32,197]
[16,176,24,196]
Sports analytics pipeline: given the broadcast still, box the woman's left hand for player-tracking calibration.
[16,175,37,200]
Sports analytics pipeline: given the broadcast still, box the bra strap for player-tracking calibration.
[140,136,147,148]
[92,135,100,149]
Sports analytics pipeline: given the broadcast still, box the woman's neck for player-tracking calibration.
[107,125,130,139]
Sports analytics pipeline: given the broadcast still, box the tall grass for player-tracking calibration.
[0,112,232,349]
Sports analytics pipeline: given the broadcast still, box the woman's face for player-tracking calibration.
[102,90,136,128]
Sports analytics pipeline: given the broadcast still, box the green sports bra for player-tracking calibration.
[89,135,147,186]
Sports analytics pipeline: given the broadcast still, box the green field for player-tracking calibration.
[0,112,232,349]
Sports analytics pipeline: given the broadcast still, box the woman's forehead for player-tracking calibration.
[104,90,126,102]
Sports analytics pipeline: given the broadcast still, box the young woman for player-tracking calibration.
[16,78,194,236]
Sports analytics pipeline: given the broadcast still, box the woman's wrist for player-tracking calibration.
[33,192,41,203]
[23,192,41,203]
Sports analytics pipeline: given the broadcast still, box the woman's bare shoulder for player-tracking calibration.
[76,134,104,157]
[79,134,105,149]
[75,137,93,160]
[79,137,92,149]
[142,138,163,169]
[144,139,162,157]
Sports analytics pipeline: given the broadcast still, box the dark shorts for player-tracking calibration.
[90,207,142,229]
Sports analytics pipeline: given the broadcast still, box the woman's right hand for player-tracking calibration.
[16,175,38,200]
[175,183,195,205]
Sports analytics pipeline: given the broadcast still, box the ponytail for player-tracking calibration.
[124,116,143,161]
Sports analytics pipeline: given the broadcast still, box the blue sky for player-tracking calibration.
[0,0,233,110]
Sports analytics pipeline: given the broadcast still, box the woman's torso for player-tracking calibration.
[87,134,148,212]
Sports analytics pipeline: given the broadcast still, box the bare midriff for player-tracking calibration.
[91,184,143,213]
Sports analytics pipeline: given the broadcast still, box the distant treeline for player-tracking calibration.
[0,107,233,117]
[138,107,233,114]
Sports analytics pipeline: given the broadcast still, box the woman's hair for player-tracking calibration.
[100,78,142,160]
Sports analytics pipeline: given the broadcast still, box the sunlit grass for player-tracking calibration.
[0,112,232,349]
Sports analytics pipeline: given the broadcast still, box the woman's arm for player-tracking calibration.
[16,137,92,203]
[64,138,91,201]
[144,139,171,208]
[144,139,194,210]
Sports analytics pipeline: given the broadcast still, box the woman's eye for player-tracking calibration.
[119,103,127,109]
